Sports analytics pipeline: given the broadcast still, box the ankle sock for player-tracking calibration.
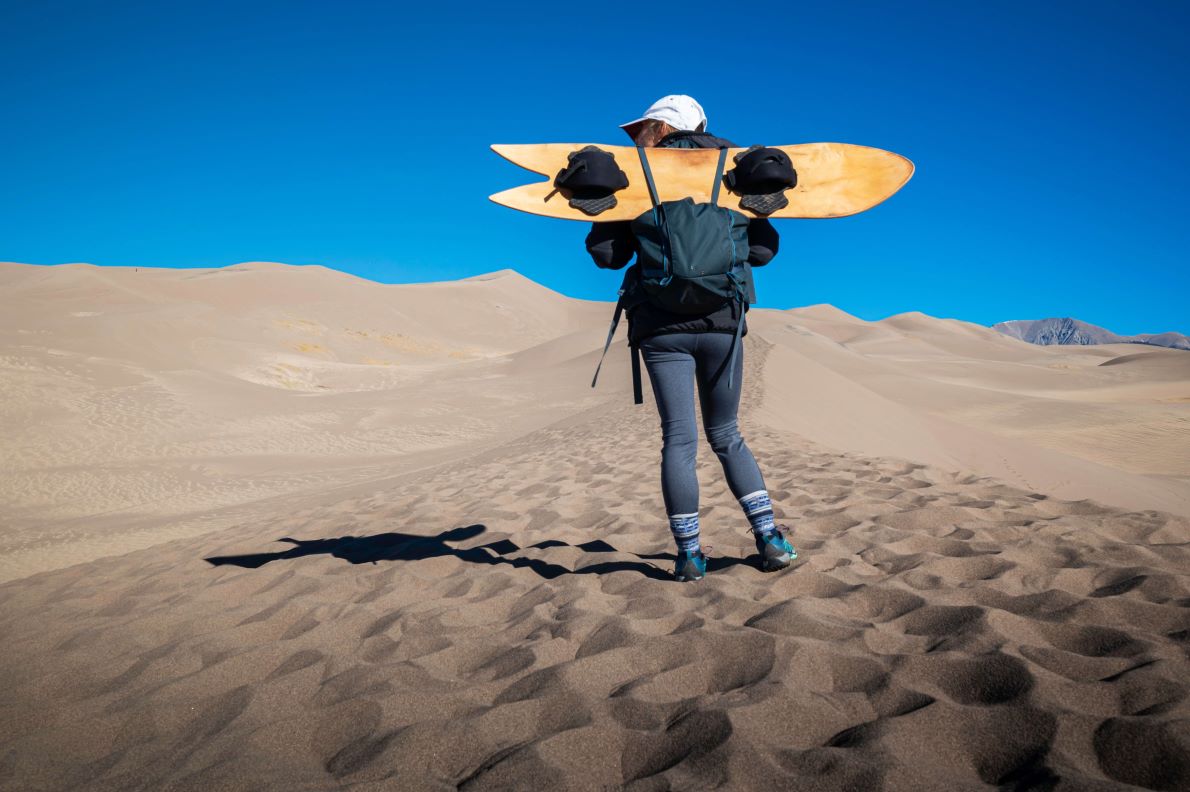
[739,490,777,537]
[668,512,701,554]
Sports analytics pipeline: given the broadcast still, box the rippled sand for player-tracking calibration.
[1,262,1187,790]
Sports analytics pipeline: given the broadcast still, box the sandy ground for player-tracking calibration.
[1,262,1187,790]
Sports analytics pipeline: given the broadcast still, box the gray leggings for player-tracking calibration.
[639,332,767,516]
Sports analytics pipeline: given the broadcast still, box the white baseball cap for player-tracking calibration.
[620,95,707,138]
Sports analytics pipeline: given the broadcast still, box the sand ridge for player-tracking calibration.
[3,262,1187,584]
[0,263,615,582]
[1,262,1188,789]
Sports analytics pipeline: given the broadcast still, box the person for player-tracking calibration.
[585,95,797,582]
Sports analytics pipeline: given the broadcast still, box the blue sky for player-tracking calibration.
[2,0,1187,335]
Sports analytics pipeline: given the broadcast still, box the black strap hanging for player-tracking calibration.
[631,344,643,405]
[590,296,625,389]
[590,295,644,405]
[725,301,746,390]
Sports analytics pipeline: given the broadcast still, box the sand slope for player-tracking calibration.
[1,262,1188,790]
[0,263,612,582]
[753,309,1190,515]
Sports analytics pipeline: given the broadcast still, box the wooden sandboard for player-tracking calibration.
[490,142,913,222]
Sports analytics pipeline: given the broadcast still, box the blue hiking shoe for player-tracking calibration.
[754,525,797,572]
[674,549,707,582]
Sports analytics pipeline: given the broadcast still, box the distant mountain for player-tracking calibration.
[993,317,1190,350]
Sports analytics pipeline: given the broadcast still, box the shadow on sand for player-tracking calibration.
[204,524,752,581]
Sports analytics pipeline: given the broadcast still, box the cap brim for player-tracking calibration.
[619,118,648,139]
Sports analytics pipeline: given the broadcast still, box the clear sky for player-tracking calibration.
[3,0,1188,335]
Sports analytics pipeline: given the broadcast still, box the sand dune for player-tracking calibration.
[1,262,1187,790]
[0,263,612,582]
[753,311,1190,515]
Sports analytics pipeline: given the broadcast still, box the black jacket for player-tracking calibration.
[585,130,779,345]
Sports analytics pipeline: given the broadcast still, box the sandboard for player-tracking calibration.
[490,142,913,222]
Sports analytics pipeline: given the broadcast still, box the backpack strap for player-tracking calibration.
[631,343,643,405]
[725,302,746,391]
[710,146,729,206]
[711,281,748,391]
[636,146,661,208]
[590,296,645,405]
[636,146,672,285]
[591,294,624,389]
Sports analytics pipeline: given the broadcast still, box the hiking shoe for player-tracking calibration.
[674,550,707,582]
[755,525,797,572]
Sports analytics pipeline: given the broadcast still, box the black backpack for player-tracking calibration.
[633,146,751,315]
[592,145,752,404]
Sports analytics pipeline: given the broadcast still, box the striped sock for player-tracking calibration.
[739,490,776,537]
[668,512,701,554]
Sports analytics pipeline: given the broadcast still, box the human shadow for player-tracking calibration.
[204,524,753,581]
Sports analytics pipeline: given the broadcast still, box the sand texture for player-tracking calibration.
[1,262,1188,790]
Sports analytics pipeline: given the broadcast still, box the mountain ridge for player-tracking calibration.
[993,316,1189,350]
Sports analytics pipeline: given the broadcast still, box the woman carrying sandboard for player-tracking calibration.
[491,93,912,582]
[585,95,797,583]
